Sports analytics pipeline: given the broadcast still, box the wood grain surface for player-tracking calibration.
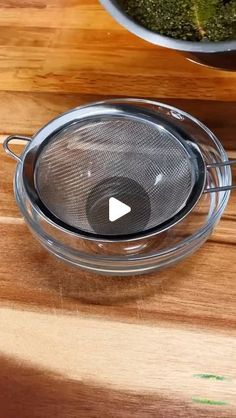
[0,1,236,417]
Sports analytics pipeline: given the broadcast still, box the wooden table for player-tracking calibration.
[0,1,236,417]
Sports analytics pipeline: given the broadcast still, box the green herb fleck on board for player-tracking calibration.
[192,398,227,406]
[193,374,227,381]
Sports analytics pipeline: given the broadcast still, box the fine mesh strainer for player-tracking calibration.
[3,102,236,243]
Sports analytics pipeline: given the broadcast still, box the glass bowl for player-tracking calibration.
[10,99,232,275]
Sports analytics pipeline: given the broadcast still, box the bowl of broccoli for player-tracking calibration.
[100,0,236,70]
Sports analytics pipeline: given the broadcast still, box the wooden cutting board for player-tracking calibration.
[0,1,236,417]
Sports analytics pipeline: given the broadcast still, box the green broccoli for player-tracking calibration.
[120,0,236,41]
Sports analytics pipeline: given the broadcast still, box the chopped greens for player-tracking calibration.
[120,0,236,41]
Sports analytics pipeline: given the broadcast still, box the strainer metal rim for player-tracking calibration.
[18,102,207,242]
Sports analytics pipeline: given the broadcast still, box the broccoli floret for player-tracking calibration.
[120,0,236,41]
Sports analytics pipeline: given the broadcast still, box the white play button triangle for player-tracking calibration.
[109,197,131,222]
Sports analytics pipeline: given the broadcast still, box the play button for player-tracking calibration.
[109,197,131,222]
[86,176,151,237]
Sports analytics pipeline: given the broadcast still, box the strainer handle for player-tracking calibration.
[3,135,31,162]
[205,159,236,193]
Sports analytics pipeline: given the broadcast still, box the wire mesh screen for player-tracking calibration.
[35,116,195,235]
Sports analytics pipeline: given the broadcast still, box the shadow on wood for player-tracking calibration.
[0,354,232,418]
